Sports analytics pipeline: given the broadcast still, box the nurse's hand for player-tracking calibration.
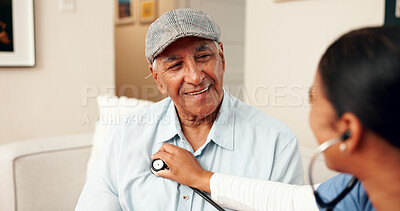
[151,143,214,193]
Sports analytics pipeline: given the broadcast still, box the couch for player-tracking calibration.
[0,132,337,211]
[0,133,92,211]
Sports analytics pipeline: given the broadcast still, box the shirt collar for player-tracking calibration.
[207,90,235,151]
[155,90,236,151]
[155,99,182,144]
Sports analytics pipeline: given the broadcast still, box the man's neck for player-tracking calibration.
[176,103,222,152]
[179,110,218,128]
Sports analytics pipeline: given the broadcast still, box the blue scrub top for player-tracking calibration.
[316,174,376,211]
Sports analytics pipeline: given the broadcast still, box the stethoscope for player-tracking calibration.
[308,131,359,211]
[151,131,358,211]
[151,159,225,211]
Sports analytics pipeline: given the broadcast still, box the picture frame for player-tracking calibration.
[140,0,157,23]
[273,0,299,2]
[115,0,135,25]
[0,0,35,67]
[384,0,400,25]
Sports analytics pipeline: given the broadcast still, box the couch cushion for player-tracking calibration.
[0,133,92,211]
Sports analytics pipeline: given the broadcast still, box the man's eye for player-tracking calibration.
[196,54,212,61]
[168,62,182,70]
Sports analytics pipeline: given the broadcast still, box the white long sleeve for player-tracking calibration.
[210,173,319,211]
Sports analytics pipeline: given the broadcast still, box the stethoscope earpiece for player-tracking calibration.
[309,130,358,211]
[340,130,351,141]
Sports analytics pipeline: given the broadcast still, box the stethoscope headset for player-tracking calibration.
[151,131,359,211]
[308,130,359,211]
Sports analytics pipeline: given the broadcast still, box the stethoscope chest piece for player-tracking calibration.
[151,158,169,174]
[149,158,225,210]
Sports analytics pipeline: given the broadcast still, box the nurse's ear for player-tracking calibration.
[338,112,363,153]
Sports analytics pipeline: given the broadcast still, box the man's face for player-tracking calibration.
[149,37,225,119]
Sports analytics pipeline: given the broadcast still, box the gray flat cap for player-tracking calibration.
[145,8,221,64]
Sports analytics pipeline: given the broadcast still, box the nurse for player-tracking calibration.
[152,26,400,211]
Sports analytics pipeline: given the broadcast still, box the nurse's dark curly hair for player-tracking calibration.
[319,26,400,149]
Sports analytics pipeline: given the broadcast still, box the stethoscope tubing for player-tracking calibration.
[191,187,225,211]
[151,159,225,210]
[308,136,359,210]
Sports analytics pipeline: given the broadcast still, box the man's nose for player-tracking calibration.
[184,61,204,85]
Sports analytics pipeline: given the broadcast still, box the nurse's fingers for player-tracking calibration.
[158,143,181,154]
[154,168,174,180]
[151,143,181,160]
[151,150,173,164]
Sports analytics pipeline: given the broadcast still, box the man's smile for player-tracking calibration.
[184,86,210,96]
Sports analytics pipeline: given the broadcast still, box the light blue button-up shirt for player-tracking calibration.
[76,91,304,211]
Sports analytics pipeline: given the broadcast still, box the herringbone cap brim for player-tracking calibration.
[145,8,221,64]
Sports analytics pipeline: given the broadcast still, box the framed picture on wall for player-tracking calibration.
[273,0,296,2]
[0,0,35,67]
[384,0,400,25]
[115,0,135,25]
[140,0,157,23]
[273,0,298,2]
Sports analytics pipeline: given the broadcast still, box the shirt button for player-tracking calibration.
[183,195,189,200]
[181,140,185,144]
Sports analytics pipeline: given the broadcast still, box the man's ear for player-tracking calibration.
[339,112,364,153]
[218,42,225,72]
[149,63,167,95]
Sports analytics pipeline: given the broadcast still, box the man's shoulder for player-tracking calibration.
[122,97,171,121]
[228,93,296,139]
[108,97,171,135]
[109,97,172,144]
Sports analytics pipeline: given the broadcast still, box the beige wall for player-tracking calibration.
[115,0,176,101]
[244,0,384,147]
[0,0,115,144]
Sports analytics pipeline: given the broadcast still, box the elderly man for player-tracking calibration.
[76,8,303,211]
